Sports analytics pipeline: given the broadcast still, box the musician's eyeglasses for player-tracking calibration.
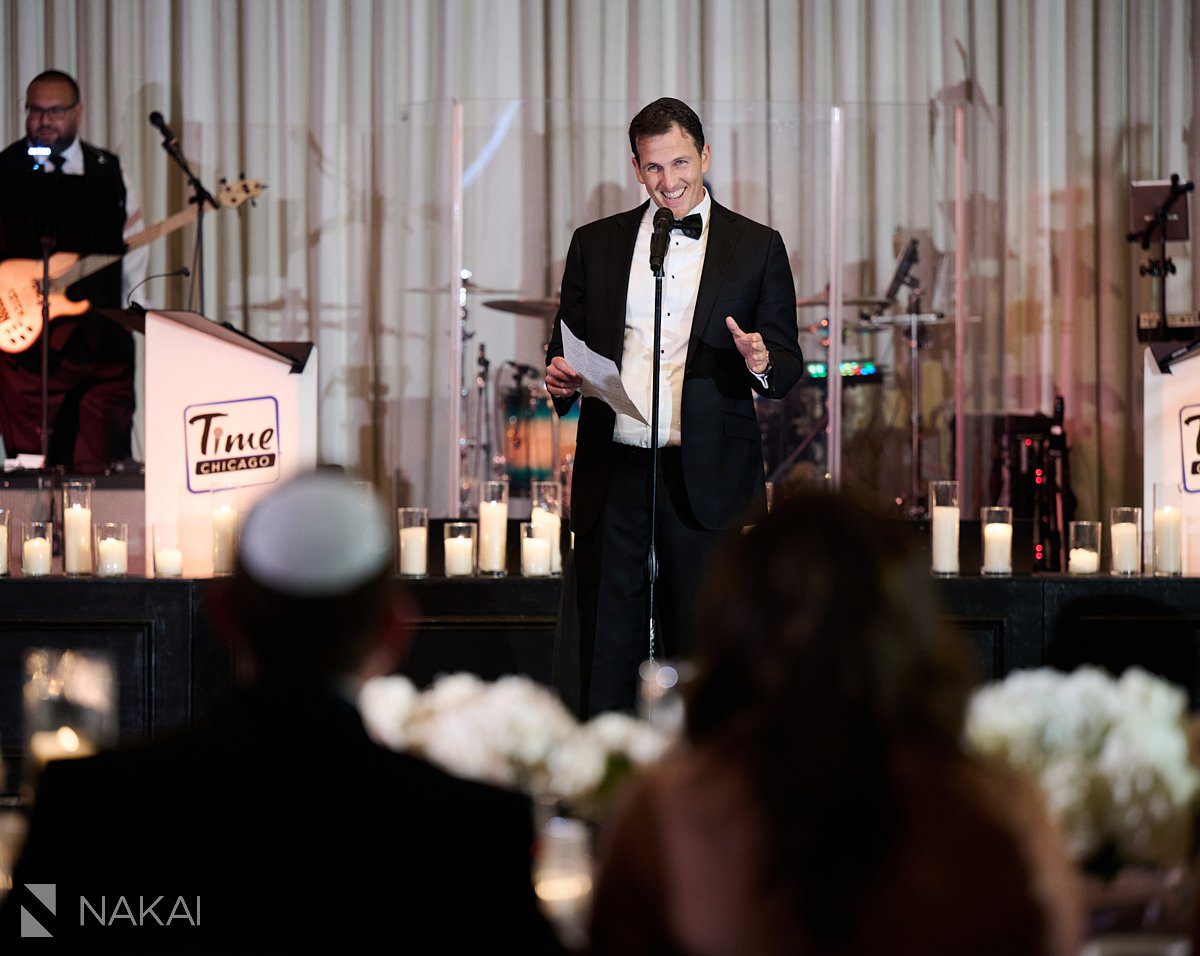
[25,103,78,121]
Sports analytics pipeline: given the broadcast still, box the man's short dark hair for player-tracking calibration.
[29,70,80,104]
[628,97,705,161]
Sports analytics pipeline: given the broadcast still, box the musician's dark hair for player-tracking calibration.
[628,98,705,161]
[28,70,80,105]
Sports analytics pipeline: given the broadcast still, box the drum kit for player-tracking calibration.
[466,294,577,502]
[421,255,953,515]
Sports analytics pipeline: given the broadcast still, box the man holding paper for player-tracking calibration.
[546,97,803,715]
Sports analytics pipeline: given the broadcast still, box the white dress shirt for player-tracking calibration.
[613,191,712,448]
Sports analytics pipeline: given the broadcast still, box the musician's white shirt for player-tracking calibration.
[44,136,149,304]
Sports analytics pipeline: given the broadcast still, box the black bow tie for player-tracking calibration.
[50,152,67,174]
[671,213,703,239]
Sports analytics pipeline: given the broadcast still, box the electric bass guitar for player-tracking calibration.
[0,177,263,354]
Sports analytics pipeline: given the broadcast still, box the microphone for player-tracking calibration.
[148,111,178,148]
[127,266,191,308]
[649,207,674,275]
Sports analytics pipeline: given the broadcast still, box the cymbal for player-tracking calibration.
[796,293,892,309]
[483,298,560,320]
[406,280,516,294]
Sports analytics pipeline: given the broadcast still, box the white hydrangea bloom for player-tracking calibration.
[358,675,419,749]
[965,666,1199,869]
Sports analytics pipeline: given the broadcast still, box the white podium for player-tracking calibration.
[1143,345,1200,572]
[142,310,318,576]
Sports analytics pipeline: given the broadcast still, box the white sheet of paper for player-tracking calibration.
[560,323,648,424]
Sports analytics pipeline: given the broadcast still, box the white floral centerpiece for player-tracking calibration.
[359,672,672,814]
[966,666,1200,876]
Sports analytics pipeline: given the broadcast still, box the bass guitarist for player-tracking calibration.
[0,70,148,472]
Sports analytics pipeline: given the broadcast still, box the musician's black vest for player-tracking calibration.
[0,138,129,352]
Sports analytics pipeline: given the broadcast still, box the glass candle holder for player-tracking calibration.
[211,486,239,577]
[94,522,129,577]
[929,480,960,575]
[520,522,552,577]
[1153,482,1183,576]
[443,522,476,577]
[398,507,429,578]
[22,521,53,577]
[530,480,562,575]
[23,648,116,794]
[0,506,10,576]
[638,659,695,735]
[478,479,509,577]
[980,506,1013,575]
[62,479,94,575]
[1109,507,1142,576]
[153,523,185,578]
[1068,521,1101,574]
[533,815,593,951]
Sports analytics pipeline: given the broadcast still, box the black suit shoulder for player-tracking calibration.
[3,694,562,952]
[571,201,647,242]
[709,198,780,242]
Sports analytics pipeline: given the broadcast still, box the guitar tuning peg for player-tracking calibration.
[219,176,227,185]
[239,170,246,181]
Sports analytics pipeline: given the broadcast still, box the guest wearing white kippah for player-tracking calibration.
[1,471,562,952]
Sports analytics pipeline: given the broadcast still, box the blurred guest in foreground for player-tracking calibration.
[591,492,1083,955]
[1,471,560,952]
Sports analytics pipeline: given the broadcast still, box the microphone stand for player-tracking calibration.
[153,128,218,315]
[646,228,669,663]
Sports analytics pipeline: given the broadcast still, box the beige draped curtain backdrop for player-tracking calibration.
[2,0,1196,520]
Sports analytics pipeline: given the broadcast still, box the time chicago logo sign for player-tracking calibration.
[184,395,281,492]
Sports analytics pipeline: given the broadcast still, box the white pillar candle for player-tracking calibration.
[95,537,128,577]
[63,504,92,574]
[521,535,552,576]
[1110,523,1139,574]
[0,524,8,575]
[531,506,562,574]
[212,505,238,575]
[23,536,51,576]
[981,522,1012,574]
[1154,506,1183,575]
[479,500,508,573]
[155,547,185,578]
[399,526,428,576]
[930,505,959,574]
[444,536,474,576]
[1068,548,1100,574]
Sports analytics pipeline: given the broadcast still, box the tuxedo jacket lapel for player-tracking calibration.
[601,201,647,365]
[687,200,739,373]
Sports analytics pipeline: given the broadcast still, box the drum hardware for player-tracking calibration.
[449,268,514,516]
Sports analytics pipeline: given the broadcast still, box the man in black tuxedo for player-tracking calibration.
[0,472,561,952]
[546,98,803,715]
